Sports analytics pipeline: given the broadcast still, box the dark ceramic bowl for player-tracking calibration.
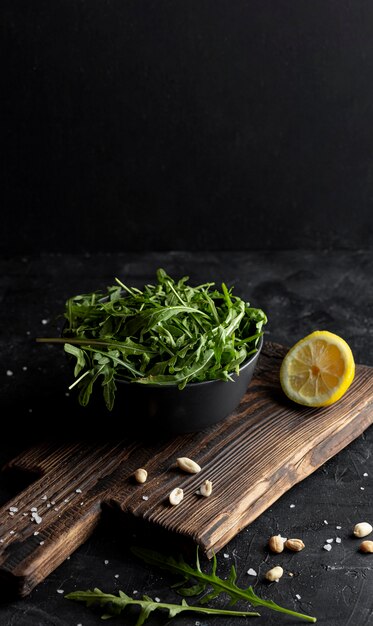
[112,335,263,434]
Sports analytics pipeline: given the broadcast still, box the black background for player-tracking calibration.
[3,0,373,254]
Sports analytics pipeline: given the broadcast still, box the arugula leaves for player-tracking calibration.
[53,269,267,410]
[66,549,317,624]
[65,589,260,624]
[132,548,317,623]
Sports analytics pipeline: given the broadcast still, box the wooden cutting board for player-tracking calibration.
[1,342,373,597]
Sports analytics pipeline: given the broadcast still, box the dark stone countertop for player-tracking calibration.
[0,251,372,626]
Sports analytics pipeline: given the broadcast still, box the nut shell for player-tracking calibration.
[169,487,184,506]
[285,538,305,552]
[268,536,285,553]
[360,540,373,553]
[177,457,201,474]
[200,480,213,497]
[134,468,148,484]
[265,566,284,582]
[353,522,372,538]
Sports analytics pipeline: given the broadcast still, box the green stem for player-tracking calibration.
[132,549,317,623]
[68,369,90,390]
[196,570,316,623]
[36,337,118,346]
[131,598,260,617]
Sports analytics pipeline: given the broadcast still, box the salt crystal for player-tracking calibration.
[360,487,365,490]
[142,495,149,501]
[65,392,70,397]
[41,319,48,325]
[247,568,257,576]
[46,503,51,508]
[34,531,39,536]
[289,504,295,508]
[326,538,334,543]
[155,597,160,603]
[104,560,109,565]
[336,525,342,529]
[64,499,69,503]
[23,513,28,516]
[133,590,138,595]
[40,541,45,545]
[41,495,48,500]
[30,507,38,512]
[114,574,119,579]
[6,370,13,377]
[295,594,301,600]
[336,537,342,544]
[9,531,15,535]
[80,502,84,506]
[323,544,332,551]
[324,520,328,525]
[54,507,59,512]
[22,366,28,371]
[76,488,82,494]
[363,472,369,477]
[51,501,56,505]
[56,589,64,594]
[32,512,42,524]
[9,506,18,513]
[223,553,229,558]
[9,512,14,517]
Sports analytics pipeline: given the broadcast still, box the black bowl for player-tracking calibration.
[112,336,263,434]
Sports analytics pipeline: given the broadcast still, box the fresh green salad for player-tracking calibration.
[60,269,267,410]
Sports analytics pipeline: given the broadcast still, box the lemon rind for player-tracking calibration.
[280,331,355,408]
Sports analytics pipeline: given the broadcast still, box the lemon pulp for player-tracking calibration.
[280,330,355,407]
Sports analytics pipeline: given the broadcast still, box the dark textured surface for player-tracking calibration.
[4,0,373,253]
[1,251,373,625]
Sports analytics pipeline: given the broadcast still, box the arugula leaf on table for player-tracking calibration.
[132,547,317,623]
[65,588,260,624]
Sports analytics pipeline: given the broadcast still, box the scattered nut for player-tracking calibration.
[199,480,213,497]
[134,468,148,484]
[169,488,184,506]
[285,538,305,552]
[268,535,286,553]
[353,522,372,538]
[360,540,373,553]
[265,566,284,582]
[176,457,201,474]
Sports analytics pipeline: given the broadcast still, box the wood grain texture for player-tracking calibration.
[1,342,373,596]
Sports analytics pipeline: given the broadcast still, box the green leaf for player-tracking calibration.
[40,270,267,411]
[65,588,260,623]
[64,343,86,377]
[132,547,317,623]
[124,305,209,336]
[102,370,116,411]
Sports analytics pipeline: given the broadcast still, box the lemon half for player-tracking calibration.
[280,330,355,407]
